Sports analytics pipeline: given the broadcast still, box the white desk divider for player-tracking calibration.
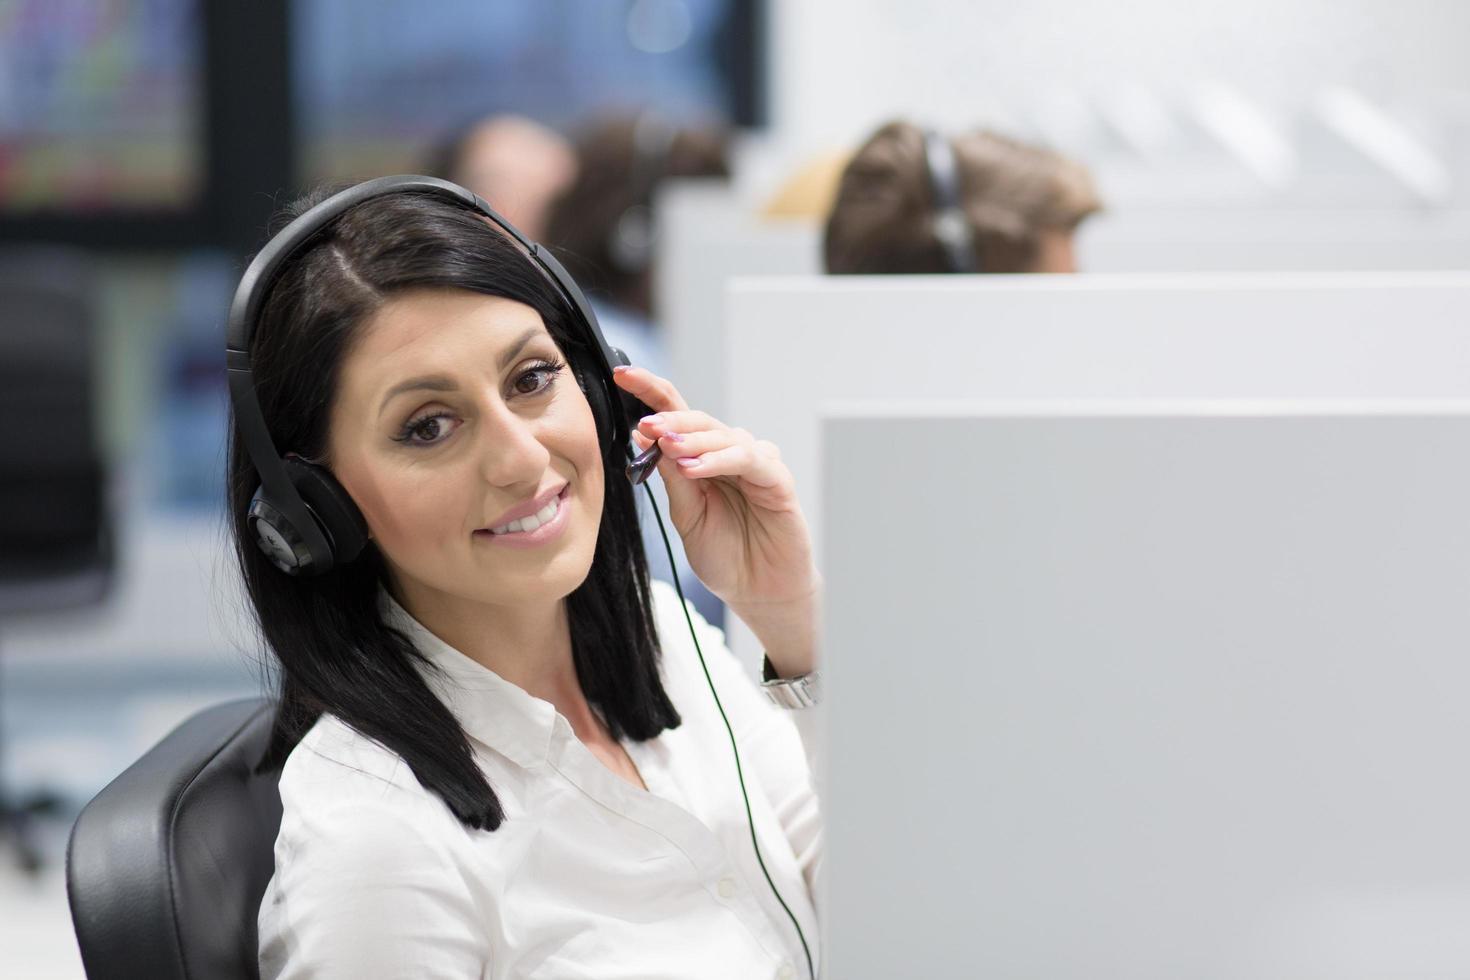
[718,272,1470,662]
[1082,209,1470,272]
[820,399,1470,979]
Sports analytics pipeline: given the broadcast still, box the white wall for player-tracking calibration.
[767,0,1470,157]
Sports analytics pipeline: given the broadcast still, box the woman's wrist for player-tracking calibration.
[732,583,821,678]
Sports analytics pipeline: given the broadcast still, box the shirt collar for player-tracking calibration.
[377,585,559,769]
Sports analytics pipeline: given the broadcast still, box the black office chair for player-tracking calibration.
[1,245,116,874]
[66,698,282,980]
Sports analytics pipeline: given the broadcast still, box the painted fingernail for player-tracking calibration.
[641,414,663,426]
[661,432,684,443]
[612,365,631,374]
[676,456,701,468]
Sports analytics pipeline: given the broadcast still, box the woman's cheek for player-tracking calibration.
[353,467,454,552]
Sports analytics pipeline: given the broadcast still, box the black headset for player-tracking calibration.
[921,128,979,273]
[225,174,817,978]
[225,174,662,577]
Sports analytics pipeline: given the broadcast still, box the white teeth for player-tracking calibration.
[490,492,561,535]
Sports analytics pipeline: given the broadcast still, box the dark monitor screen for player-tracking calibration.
[293,0,761,183]
[0,0,761,248]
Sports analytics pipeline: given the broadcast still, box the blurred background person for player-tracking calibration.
[823,120,1103,275]
[425,114,579,242]
[544,111,732,365]
[0,5,754,972]
[543,112,733,628]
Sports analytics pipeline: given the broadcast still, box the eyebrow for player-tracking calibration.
[376,326,546,418]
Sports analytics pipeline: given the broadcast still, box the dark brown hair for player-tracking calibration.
[544,114,730,315]
[824,120,1102,275]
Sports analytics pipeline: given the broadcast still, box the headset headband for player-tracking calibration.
[922,129,978,273]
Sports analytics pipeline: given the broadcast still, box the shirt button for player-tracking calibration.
[717,875,738,898]
[776,964,795,979]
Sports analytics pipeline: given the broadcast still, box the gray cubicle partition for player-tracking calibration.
[820,401,1470,979]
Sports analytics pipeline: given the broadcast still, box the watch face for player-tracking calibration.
[253,517,298,571]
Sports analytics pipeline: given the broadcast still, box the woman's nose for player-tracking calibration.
[475,403,551,487]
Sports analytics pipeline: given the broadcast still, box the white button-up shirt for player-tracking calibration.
[257,579,824,979]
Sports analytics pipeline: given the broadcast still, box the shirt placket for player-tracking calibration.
[547,720,797,972]
[629,724,819,980]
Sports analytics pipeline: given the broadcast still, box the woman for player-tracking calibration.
[230,182,823,978]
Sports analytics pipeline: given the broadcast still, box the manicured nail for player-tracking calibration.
[677,456,701,468]
[662,432,684,443]
[612,365,631,374]
[641,414,663,426]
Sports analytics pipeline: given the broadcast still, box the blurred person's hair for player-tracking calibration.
[543,113,731,316]
[823,120,1101,275]
[422,114,578,242]
[227,185,680,832]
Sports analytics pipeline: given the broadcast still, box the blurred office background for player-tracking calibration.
[5,0,1470,976]
[0,3,759,975]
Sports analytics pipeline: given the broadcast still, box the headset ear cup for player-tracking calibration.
[282,457,370,567]
[246,485,321,576]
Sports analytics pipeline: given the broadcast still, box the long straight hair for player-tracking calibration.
[227,187,681,830]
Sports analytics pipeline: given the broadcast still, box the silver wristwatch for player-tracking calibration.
[760,655,823,709]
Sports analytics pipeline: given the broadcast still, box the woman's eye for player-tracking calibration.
[401,413,459,446]
[514,362,563,396]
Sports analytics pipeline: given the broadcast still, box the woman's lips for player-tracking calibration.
[473,485,571,550]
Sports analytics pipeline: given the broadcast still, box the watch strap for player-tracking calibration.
[760,654,823,709]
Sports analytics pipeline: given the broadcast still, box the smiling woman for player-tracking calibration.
[229,187,679,828]
[232,181,823,980]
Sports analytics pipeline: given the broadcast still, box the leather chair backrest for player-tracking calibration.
[0,246,114,608]
[67,698,281,980]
